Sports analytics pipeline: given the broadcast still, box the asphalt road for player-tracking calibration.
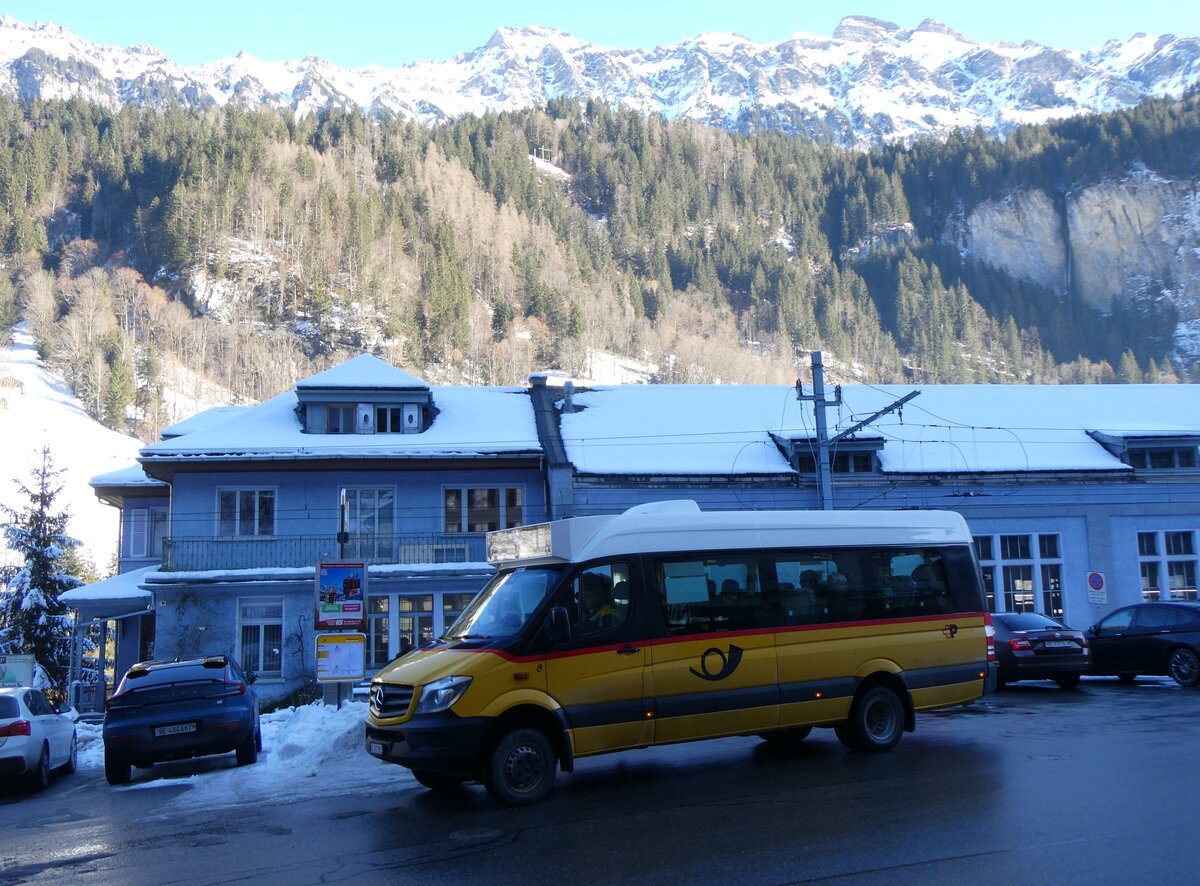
[3,678,1197,885]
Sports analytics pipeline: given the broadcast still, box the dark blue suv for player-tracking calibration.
[102,655,261,785]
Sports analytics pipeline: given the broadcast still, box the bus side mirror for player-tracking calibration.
[546,606,571,644]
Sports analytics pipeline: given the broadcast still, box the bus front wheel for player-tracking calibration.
[835,686,904,752]
[483,726,557,806]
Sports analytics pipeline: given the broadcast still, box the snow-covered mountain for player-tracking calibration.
[1,325,143,573]
[1,14,1198,145]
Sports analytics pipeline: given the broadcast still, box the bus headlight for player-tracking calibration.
[415,676,472,714]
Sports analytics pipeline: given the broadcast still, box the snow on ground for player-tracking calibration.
[75,700,417,809]
[0,323,145,572]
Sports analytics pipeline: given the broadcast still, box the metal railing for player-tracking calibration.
[161,532,487,572]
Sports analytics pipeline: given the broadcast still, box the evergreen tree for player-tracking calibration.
[0,447,83,698]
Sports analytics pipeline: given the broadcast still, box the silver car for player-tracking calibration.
[0,687,78,790]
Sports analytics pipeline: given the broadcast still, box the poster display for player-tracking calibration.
[315,562,367,629]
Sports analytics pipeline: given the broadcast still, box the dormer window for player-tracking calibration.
[795,451,878,474]
[294,353,433,435]
[1126,446,1198,470]
[1090,432,1200,472]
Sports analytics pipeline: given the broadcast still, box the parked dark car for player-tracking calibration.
[102,654,261,785]
[993,612,1090,688]
[1086,601,1200,687]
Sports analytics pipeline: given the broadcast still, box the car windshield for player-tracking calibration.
[996,613,1067,631]
[445,567,562,640]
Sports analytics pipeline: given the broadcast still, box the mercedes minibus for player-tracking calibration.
[365,500,996,805]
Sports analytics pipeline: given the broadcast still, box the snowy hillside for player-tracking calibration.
[0,324,144,573]
[1,14,1198,144]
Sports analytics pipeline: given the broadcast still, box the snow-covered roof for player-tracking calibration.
[558,383,1200,475]
[295,354,429,391]
[159,406,248,439]
[139,387,540,461]
[90,464,165,488]
[60,565,155,612]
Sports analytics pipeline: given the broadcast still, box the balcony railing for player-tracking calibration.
[161,533,488,572]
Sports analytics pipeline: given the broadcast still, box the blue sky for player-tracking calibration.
[4,1,1198,68]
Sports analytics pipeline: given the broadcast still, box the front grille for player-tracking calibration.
[370,682,415,719]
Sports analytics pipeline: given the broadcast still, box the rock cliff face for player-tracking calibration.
[959,175,1200,348]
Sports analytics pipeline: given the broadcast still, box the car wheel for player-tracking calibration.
[482,726,556,806]
[1055,674,1081,689]
[236,729,259,766]
[836,686,905,752]
[411,769,466,791]
[758,726,814,748]
[30,744,51,791]
[255,726,263,753]
[64,732,78,773]
[104,750,131,785]
[1167,648,1200,687]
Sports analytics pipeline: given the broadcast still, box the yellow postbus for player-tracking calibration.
[365,501,997,805]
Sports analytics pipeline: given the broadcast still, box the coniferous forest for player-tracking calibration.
[0,89,1197,441]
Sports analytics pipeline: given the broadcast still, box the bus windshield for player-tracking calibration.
[444,567,562,640]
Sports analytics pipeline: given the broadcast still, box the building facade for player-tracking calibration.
[69,358,1200,706]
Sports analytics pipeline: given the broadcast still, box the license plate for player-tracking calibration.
[155,722,197,736]
[1043,640,1075,649]
[369,741,383,755]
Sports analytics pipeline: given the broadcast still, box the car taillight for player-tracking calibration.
[0,719,32,737]
[1009,638,1033,651]
[983,612,996,662]
[225,682,246,696]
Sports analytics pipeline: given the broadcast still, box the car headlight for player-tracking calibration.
[415,676,472,714]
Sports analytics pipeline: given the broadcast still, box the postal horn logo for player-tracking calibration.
[689,644,744,681]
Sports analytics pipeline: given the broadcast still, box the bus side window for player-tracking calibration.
[571,563,631,637]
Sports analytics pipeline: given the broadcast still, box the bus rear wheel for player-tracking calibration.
[483,726,556,806]
[835,686,904,752]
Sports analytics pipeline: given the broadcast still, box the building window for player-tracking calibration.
[218,489,275,537]
[128,507,169,558]
[239,598,283,678]
[443,487,523,533]
[375,407,403,433]
[325,405,356,434]
[367,597,389,669]
[341,487,395,559]
[1139,530,1198,601]
[976,532,1064,618]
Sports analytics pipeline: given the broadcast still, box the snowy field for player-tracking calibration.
[74,700,418,807]
[0,324,144,571]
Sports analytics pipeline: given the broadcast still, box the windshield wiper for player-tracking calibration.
[449,633,492,640]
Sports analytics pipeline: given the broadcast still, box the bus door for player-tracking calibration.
[768,551,860,726]
[647,555,778,743]
[543,561,651,756]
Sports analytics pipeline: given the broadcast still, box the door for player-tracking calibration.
[544,561,650,756]
[645,554,779,744]
[1090,606,1142,673]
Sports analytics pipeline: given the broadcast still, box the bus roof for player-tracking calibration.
[486,500,972,568]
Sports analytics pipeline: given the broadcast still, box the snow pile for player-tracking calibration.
[75,699,416,808]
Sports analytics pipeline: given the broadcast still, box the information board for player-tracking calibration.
[315,633,366,682]
[0,654,35,687]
